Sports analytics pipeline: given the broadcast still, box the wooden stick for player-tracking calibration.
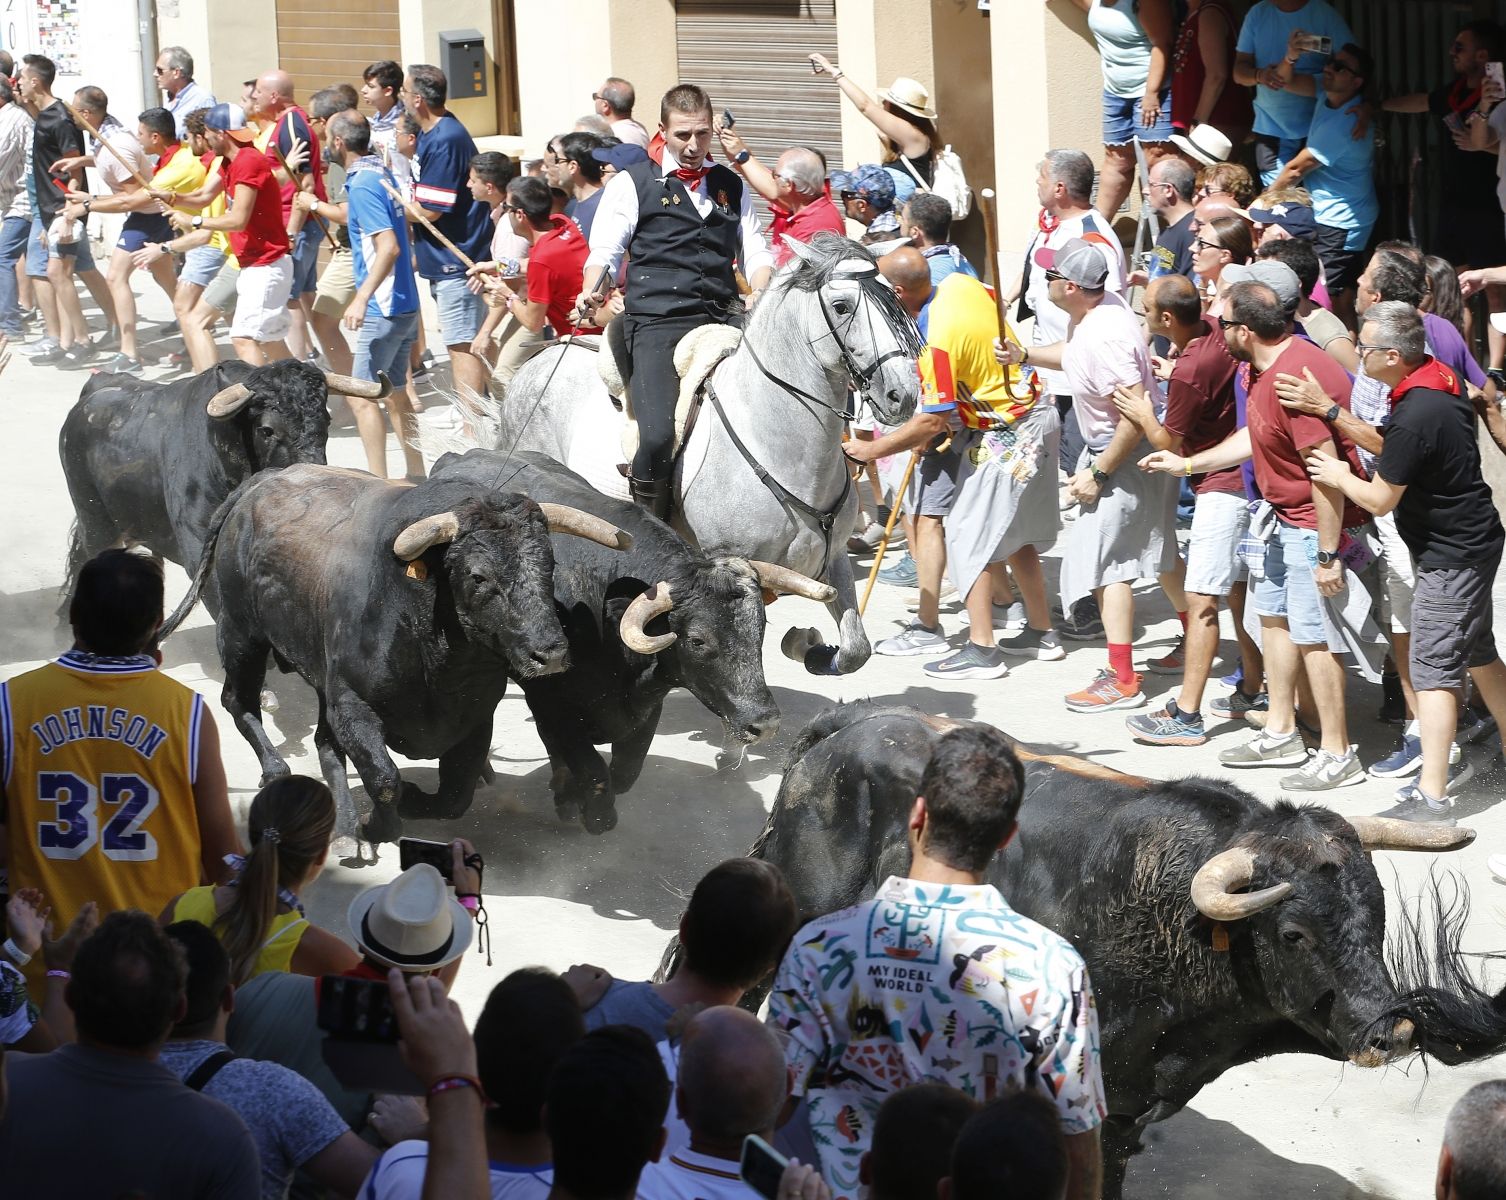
[859,450,920,616]
[267,140,339,251]
[380,177,477,271]
[62,101,153,190]
[979,186,1036,406]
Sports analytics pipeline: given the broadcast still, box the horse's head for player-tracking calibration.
[776,234,922,425]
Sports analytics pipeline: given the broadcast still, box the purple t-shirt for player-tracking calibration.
[1423,312,1487,390]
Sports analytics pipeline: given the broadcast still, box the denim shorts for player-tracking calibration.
[429,274,485,345]
[1183,490,1249,597]
[180,244,227,288]
[1101,88,1174,146]
[289,224,322,298]
[1252,519,1330,646]
[354,308,419,389]
[28,215,94,277]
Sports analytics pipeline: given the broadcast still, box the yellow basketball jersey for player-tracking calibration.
[3,652,205,978]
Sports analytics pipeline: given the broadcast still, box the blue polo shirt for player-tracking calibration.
[1237,0,1355,140]
[412,112,493,279]
[346,162,418,318]
[1305,96,1376,248]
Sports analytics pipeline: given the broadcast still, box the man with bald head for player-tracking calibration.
[1121,272,1261,747]
[249,69,328,360]
[713,126,842,267]
[847,248,1058,681]
[638,1007,788,1200]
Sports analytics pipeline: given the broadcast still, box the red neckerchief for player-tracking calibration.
[152,142,183,177]
[672,165,710,187]
[1038,208,1059,235]
[1446,74,1483,116]
[1390,355,1459,405]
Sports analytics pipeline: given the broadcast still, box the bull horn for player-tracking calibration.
[393,512,460,561]
[206,382,254,418]
[619,582,676,655]
[323,370,392,400]
[748,560,837,603]
[1190,847,1294,922]
[539,503,634,551]
[1347,817,1476,853]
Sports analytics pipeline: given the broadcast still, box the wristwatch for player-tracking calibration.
[1322,402,1341,422]
[732,149,751,166]
[191,214,204,230]
[1089,462,1109,486]
[1316,549,1338,566]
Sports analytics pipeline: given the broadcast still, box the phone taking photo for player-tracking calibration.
[722,108,736,129]
[397,836,453,882]
[740,1135,789,1200]
[1488,61,1505,93]
[1292,33,1332,56]
[316,975,400,1042]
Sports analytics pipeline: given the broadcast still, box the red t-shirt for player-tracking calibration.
[1245,338,1366,529]
[771,193,846,266]
[527,215,598,336]
[221,146,290,268]
[1162,317,1243,495]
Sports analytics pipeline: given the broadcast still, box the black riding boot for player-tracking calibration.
[629,477,672,522]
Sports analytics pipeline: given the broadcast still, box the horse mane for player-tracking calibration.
[772,232,925,359]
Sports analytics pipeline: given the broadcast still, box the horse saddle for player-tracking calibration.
[598,321,744,463]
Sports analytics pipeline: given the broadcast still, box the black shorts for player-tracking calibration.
[1314,222,1366,292]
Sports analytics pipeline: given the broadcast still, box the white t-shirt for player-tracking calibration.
[361,1140,553,1200]
[611,117,650,149]
[1062,291,1160,451]
[92,124,149,195]
[1021,209,1127,396]
[638,1149,756,1200]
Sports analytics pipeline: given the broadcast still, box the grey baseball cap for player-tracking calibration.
[1223,260,1302,316]
[1041,237,1110,289]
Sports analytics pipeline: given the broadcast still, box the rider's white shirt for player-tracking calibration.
[584,147,774,281]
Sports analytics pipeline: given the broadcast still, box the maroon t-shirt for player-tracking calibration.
[1161,317,1242,496]
[1245,338,1366,530]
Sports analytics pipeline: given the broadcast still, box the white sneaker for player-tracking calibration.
[875,620,949,657]
[1280,746,1365,792]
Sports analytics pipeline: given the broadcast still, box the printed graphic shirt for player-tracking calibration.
[767,876,1106,1200]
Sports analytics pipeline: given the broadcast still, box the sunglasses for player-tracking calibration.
[1324,57,1358,74]
[1195,238,1225,252]
[1216,316,1245,331]
[840,190,858,202]
[1043,269,1066,283]
[1355,342,1396,356]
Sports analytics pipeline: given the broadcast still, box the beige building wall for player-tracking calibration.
[399,0,499,137]
[157,0,279,106]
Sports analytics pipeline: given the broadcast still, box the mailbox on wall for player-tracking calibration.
[438,29,488,99]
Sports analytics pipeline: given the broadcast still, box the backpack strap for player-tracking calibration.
[896,153,932,192]
[184,1048,236,1092]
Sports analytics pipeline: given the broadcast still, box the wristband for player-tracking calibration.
[1020,344,1030,365]
[456,893,480,913]
[46,969,70,980]
[427,1074,487,1102]
[831,69,844,80]
[1182,457,1194,477]
[2,937,31,966]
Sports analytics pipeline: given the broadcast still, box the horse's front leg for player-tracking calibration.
[779,535,871,675]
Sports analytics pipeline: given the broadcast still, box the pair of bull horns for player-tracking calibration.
[1190,820,1477,923]
[393,503,632,561]
[206,370,393,418]
[616,561,835,657]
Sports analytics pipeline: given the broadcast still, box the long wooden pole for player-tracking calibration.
[381,177,478,271]
[267,140,339,252]
[859,450,920,616]
[979,186,1036,406]
[62,101,152,190]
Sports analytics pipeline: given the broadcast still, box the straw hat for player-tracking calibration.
[347,863,472,971]
[880,77,938,121]
[1170,123,1233,167]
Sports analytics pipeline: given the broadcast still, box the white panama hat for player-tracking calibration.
[1170,123,1234,167]
[347,863,472,971]
[879,77,938,121]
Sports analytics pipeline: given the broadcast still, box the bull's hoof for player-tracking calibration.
[478,760,497,786]
[554,798,582,824]
[582,805,619,835]
[361,801,403,846]
[781,626,822,663]
[396,781,471,821]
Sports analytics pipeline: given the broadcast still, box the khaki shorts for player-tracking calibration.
[201,258,240,314]
[311,247,356,318]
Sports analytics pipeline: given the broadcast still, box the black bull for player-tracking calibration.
[740,702,1488,1197]
[58,359,388,602]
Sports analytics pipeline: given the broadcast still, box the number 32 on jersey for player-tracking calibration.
[36,771,160,862]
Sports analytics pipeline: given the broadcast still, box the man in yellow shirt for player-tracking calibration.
[843,247,1060,680]
[0,550,240,990]
[62,104,204,375]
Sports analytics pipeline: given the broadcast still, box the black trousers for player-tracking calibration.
[619,312,722,483]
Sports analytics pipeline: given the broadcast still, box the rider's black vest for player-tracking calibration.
[622,160,743,320]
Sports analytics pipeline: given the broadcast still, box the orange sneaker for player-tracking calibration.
[1065,668,1145,712]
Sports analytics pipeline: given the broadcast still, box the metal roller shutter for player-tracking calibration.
[675,0,841,215]
[275,0,401,106]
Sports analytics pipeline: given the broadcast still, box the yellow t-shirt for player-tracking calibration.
[203,153,234,259]
[2,653,204,987]
[171,884,309,979]
[152,143,207,199]
[920,273,1035,426]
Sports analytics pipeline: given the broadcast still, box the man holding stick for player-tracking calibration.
[159,103,292,364]
[62,102,202,376]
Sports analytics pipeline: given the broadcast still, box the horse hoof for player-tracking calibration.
[258,766,292,788]
[361,802,403,846]
[781,626,821,662]
[803,643,843,675]
[260,688,280,713]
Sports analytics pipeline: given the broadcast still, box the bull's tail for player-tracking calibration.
[158,476,258,641]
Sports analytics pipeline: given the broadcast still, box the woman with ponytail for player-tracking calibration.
[163,776,359,984]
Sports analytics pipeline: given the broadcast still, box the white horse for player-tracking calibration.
[463,234,922,674]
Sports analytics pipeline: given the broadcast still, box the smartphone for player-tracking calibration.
[722,108,736,129]
[1292,33,1332,55]
[398,836,453,882]
[740,1135,789,1200]
[1488,62,1505,92]
[316,975,399,1042]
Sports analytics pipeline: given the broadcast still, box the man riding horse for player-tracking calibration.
[580,83,775,519]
